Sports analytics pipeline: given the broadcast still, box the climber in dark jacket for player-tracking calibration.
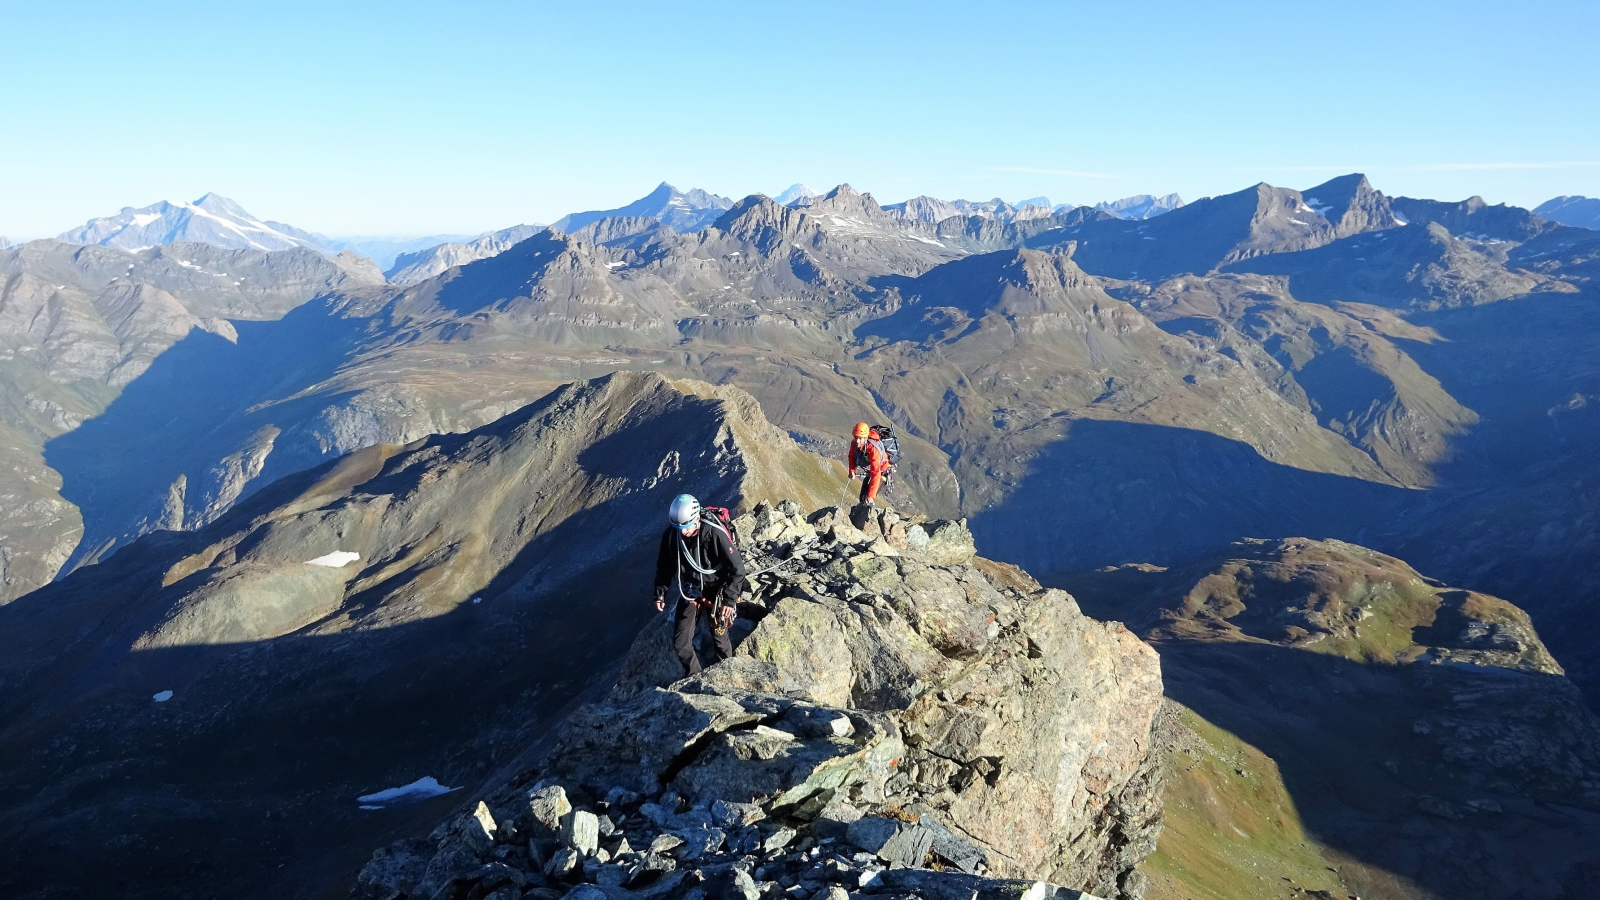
[653,493,747,676]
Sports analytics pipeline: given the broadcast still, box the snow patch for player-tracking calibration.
[153,690,173,702]
[358,776,457,806]
[305,551,361,568]
[1393,215,1409,226]
[1288,218,1310,226]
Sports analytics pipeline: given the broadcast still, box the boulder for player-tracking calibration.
[350,838,432,900]
[919,519,977,566]
[545,688,769,792]
[711,799,766,829]
[847,816,936,868]
[527,785,573,838]
[561,809,600,857]
[545,848,581,880]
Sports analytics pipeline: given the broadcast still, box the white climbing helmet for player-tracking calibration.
[669,494,701,530]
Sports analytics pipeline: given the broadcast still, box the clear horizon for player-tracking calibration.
[2,0,1596,238]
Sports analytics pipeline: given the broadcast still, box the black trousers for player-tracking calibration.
[673,596,733,676]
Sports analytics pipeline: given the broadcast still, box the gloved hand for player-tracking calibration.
[717,603,736,628]
[654,586,667,612]
[848,469,857,480]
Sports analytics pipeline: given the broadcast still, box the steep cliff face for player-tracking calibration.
[356,504,1163,900]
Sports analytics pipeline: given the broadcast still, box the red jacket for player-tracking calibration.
[849,437,891,476]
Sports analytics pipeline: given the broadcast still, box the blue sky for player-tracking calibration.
[2,0,1596,238]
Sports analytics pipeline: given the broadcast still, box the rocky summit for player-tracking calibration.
[353,502,1163,900]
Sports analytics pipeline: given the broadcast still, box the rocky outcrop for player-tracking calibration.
[1068,538,1600,900]
[355,505,1163,900]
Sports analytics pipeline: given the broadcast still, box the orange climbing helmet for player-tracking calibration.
[852,421,871,438]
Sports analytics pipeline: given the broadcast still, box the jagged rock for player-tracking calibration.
[351,838,433,900]
[561,886,609,900]
[907,809,989,874]
[648,833,683,854]
[628,852,677,885]
[847,816,936,868]
[720,866,762,900]
[604,787,641,807]
[528,786,573,838]
[464,801,499,853]
[761,826,797,852]
[862,868,1103,899]
[711,799,766,829]
[561,809,600,857]
[811,799,864,840]
[673,825,726,860]
[349,502,1162,900]
[545,848,580,879]
[920,520,977,566]
[546,689,769,793]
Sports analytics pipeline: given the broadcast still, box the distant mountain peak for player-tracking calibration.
[1094,193,1184,220]
[57,194,334,254]
[552,183,733,235]
[774,183,819,206]
[1301,173,1403,236]
[1535,195,1600,230]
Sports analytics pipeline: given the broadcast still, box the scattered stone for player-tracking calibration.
[812,800,864,841]
[846,817,936,869]
[628,852,677,885]
[762,826,798,853]
[676,825,727,860]
[351,838,432,900]
[605,787,642,807]
[545,848,580,879]
[593,863,630,888]
[561,809,600,856]
[649,833,685,854]
[712,799,768,829]
[561,885,609,900]
[528,786,573,838]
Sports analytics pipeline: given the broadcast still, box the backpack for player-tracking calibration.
[701,505,740,548]
[871,424,901,468]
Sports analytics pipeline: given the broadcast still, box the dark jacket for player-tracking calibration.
[654,519,746,604]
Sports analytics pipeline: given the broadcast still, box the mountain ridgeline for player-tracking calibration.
[3,172,1600,898]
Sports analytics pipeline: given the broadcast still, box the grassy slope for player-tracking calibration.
[1145,703,1436,900]
[1144,702,1349,900]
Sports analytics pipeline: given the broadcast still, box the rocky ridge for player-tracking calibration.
[355,503,1163,900]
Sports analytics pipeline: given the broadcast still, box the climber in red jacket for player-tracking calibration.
[847,421,892,508]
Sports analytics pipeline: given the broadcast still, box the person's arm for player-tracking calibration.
[847,443,857,478]
[714,527,746,601]
[653,529,674,608]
